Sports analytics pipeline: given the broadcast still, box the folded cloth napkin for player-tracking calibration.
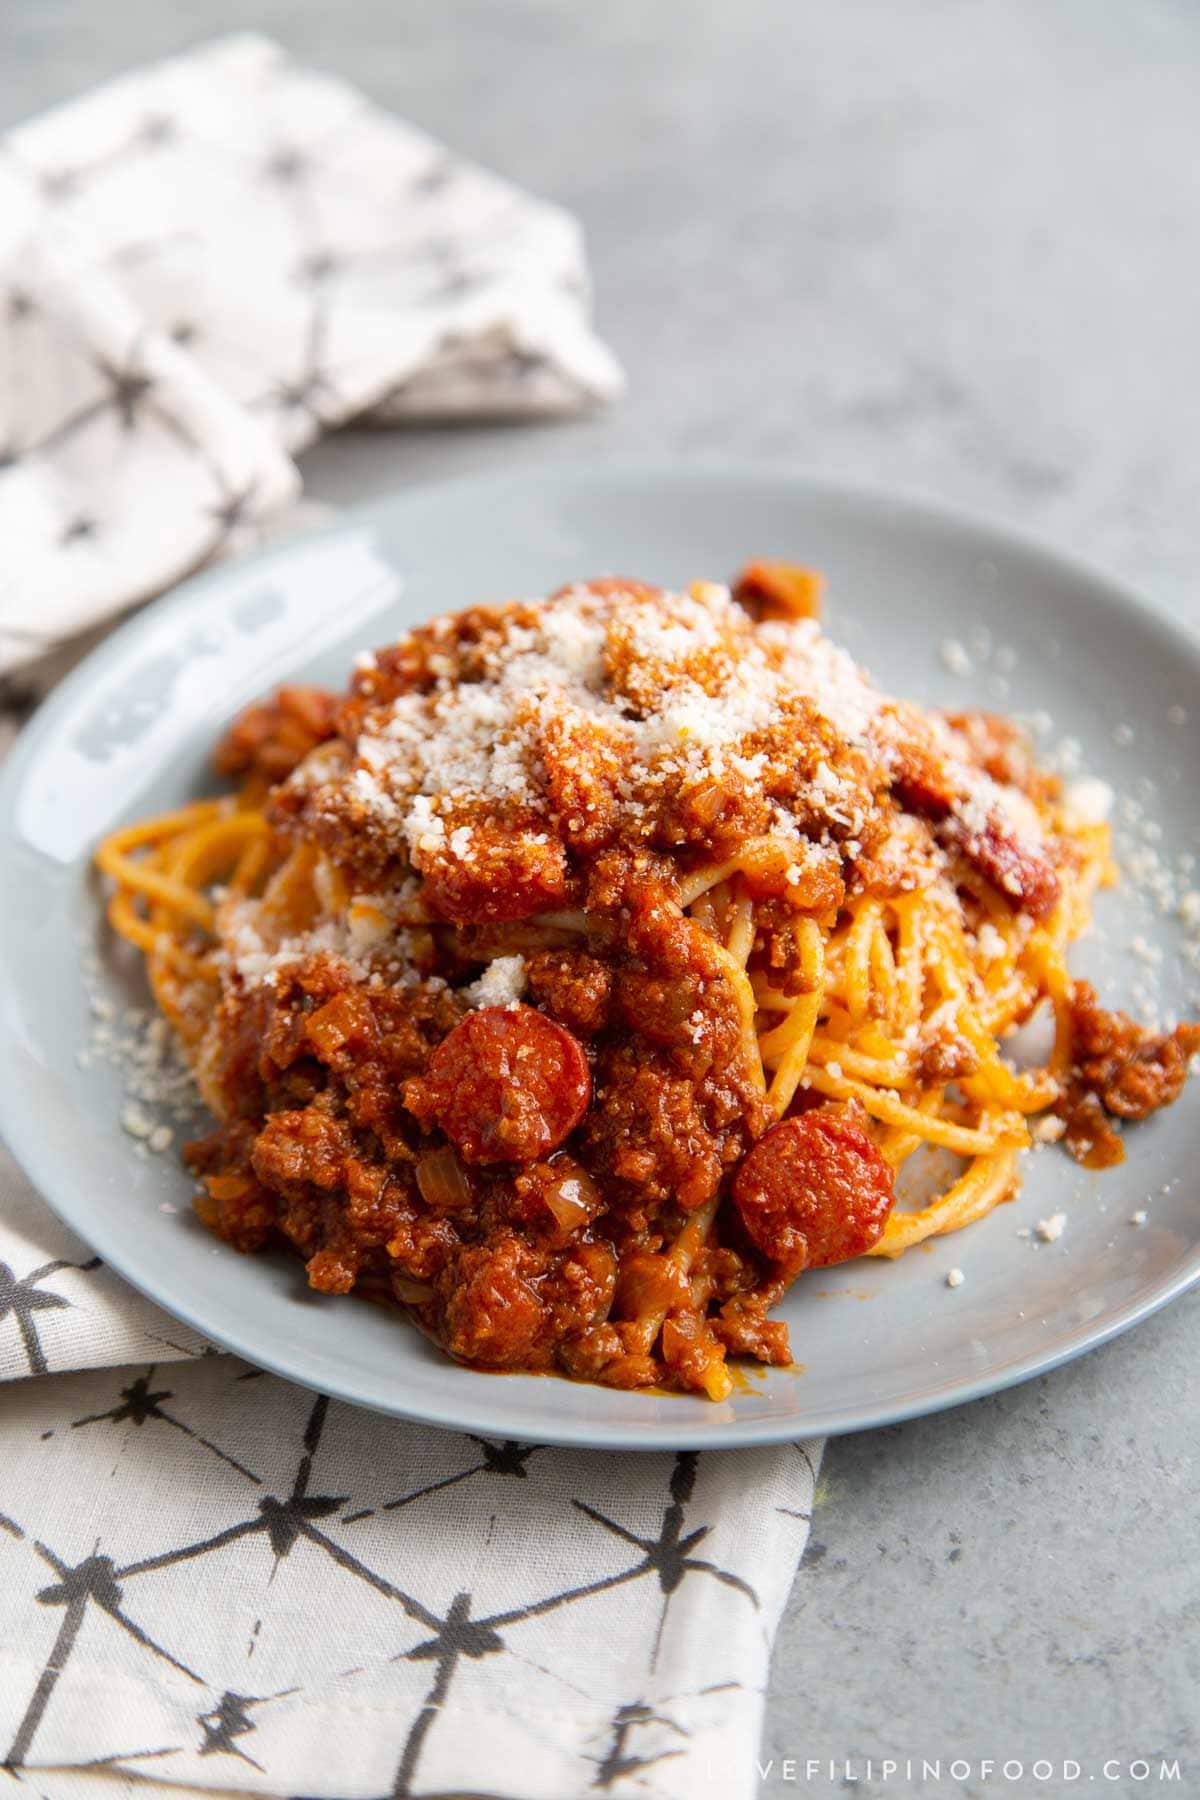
[0,32,623,677]
[0,41,818,1800]
[0,1147,820,1800]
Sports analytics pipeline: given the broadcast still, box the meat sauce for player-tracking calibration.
[182,576,1196,1393]
[1057,983,1200,1169]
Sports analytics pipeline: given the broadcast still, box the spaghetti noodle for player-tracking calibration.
[95,569,1199,1399]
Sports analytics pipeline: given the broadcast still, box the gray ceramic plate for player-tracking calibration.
[2,464,1198,1449]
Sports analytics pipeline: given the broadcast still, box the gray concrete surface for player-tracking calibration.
[3,3,1199,1794]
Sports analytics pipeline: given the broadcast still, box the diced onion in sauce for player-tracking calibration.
[204,1173,253,1201]
[614,1251,691,1320]
[688,781,727,825]
[416,1146,472,1210]
[541,1168,599,1234]
[392,1275,436,1304]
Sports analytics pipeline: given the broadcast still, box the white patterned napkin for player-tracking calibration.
[0,1145,210,1377]
[0,32,623,676]
[0,1353,819,1800]
[0,1146,820,1800]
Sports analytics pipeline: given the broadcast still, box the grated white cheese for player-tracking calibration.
[975,922,1006,963]
[1062,777,1113,829]
[219,894,427,992]
[120,1103,154,1141]
[284,579,1052,911]
[1035,1212,1067,1243]
[82,957,200,1139]
[347,900,394,954]
[945,1267,965,1289]
[464,954,528,1009]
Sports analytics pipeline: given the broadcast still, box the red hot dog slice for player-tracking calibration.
[404,1005,591,1165]
[732,1110,895,1273]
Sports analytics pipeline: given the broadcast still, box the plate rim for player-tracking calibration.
[3,457,1200,1449]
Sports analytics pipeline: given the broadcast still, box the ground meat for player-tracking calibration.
[426,1231,619,1372]
[944,710,1060,808]
[584,1022,763,1215]
[510,1156,604,1245]
[215,685,339,786]
[711,1297,791,1365]
[403,1004,591,1164]
[417,823,571,924]
[732,561,824,622]
[584,1047,727,1211]
[188,1126,279,1253]
[556,1321,625,1382]
[202,984,279,1120]
[1058,1091,1125,1171]
[251,1107,354,1195]
[853,813,942,899]
[541,1239,618,1335]
[650,768,779,856]
[213,960,461,1160]
[732,1107,895,1272]
[247,1110,416,1291]
[945,810,1060,921]
[437,1233,552,1368]
[524,948,613,1035]
[917,1033,979,1084]
[1060,982,1200,1164]
[532,705,625,852]
[886,709,1060,919]
[349,601,548,706]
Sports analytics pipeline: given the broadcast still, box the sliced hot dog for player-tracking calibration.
[404,1004,591,1165]
[732,1109,895,1272]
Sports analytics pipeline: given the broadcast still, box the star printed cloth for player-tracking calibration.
[0,1358,820,1800]
[0,32,623,678]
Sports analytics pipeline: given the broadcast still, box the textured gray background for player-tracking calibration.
[3,3,1199,1795]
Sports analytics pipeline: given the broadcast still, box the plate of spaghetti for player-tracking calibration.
[2,464,1199,1447]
